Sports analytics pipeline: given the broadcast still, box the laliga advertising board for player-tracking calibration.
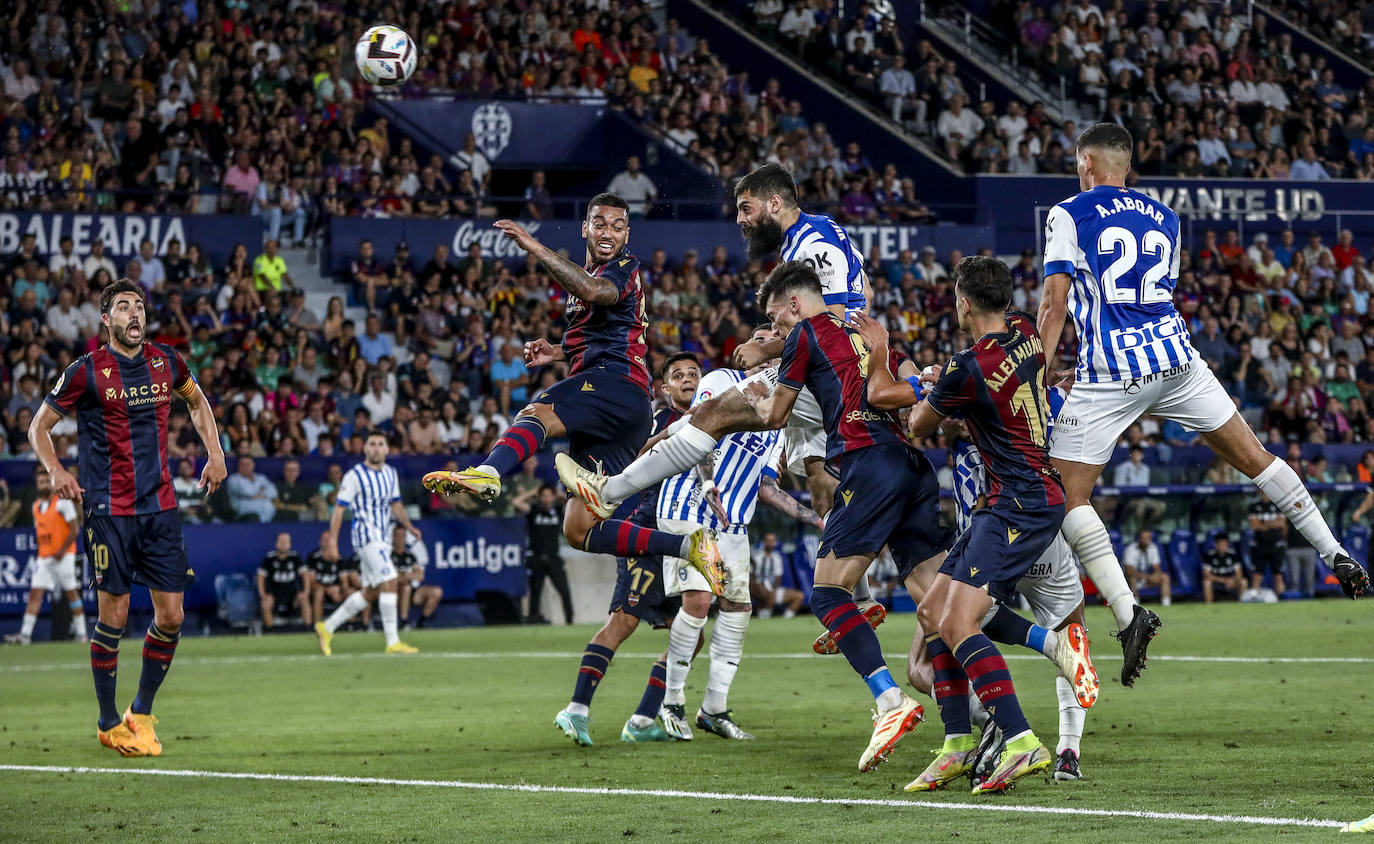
[0,519,528,618]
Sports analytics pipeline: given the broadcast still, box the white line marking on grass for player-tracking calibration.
[0,764,1344,829]
[4,651,1373,673]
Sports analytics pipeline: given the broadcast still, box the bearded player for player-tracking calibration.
[420,195,722,592]
[30,278,227,757]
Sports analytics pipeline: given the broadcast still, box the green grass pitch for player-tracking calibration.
[1,600,1371,842]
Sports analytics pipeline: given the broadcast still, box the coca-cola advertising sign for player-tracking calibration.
[451,219,544,260]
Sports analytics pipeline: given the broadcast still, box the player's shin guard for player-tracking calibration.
[90,622,123,730]
[582,520,686,559]
[1062,505,1138,630]
[927,634,972,738]
[324,590,369,634]
[631,658,669,726]
[71,601,87,639]
[1055,675,1085,755]
[131,623,179,715]
[482,417,548,477]
[665,611,708,706]
[956,634,1031,741]
[703,610,750,714]
[812,585,901,709]
[603,424,718,503]
[983,604,1058,658]
[569,643,615,716]
[1253,457,1343,560]
[378,592,400,648]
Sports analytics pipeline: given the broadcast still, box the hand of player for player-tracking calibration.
[199,454,227,494]
[494,219,542,254]
[919,363,941,387]
[323,538,339,562]
[1052,368,1075,392]
[408,525,422,541]
[523,338,559,366]
[732,338,771,370]
[50,465,84,506]
[705,485,730,528]
[851,312,889,352]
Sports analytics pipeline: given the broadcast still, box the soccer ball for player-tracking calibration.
[355,25,417,87]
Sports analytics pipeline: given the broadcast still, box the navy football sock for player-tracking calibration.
[131,623,180,716]
[570,643,616,712]
[983,605,1035,647]
[633,658,668,721]
[484,417,547,477]
[955,633,1031,740]
[927,633,972,737]
[811,584,897,700]
[582,520,684,559]
[90,622,123,731]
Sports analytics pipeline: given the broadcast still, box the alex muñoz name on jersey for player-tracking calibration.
[1043,185,1197,383]
[657,369,783,535]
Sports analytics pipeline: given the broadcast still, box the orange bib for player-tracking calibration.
[33,495,76,557]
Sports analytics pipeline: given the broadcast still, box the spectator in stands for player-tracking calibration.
[357,314,394,365]
[880,54,917,126]
[750,531,803,618]
[1123,528,1172,607]
[490,341,530,417]
[252,239,293,294]
[1112,444,1167,536]
[227,456,277,523]
[1248,490,1288,596]
[1290,145,1331,180]
[173,457,207,523]
[524,170,553,220]
[257,531,309,629]
[606,155,658,216]
[1202,534,1245,604]
[272,459,316,522]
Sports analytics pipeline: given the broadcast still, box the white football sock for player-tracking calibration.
[603,424,717,503]
[1056,675,1085,755]
[1061,506,1137,630]
[476,463,498,477]
[20,613,36,638]
[664,611,708,706]
[566,702,589,716]
[325,590,369,634]
[628,713,654,728]
[703,610,750,714]
[378,591,400,648]
[968,689,990,730]
[1253,457,1344,561]
[852,573,873,604]
[71,609,87,639]
[875,685,904,713]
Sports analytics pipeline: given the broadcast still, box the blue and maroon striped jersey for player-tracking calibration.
[777,313,908,464]
[44,342,197,517]
[926,312,1065,509]
[561,251,651,396]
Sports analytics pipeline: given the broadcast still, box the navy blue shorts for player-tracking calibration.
[609,554,679,628]
[85,510,194,595]
[533,366,652,477]
[940,502,1065,604]
[818,443,952,580]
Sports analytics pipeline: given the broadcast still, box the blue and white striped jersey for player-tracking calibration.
[657,369,783,534]
[1043,185,1195,383]
[336,462,401,549]
[954,387,1065,534]
[781,210,868,312]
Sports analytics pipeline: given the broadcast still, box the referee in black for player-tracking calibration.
[519,484,574,624]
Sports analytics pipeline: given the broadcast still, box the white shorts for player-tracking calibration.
[734,368,827,479]
[660,517,752,604]
[1015,535,1084,630]
[357,540,398,588]
[1049,361,1235,466]
[31,553,79,592]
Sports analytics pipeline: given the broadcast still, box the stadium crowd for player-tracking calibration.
[0,0,932,226]
[746,0,1374,179]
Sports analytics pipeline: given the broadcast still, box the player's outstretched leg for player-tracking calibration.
[1248,457,1369,598]
[423,414,550,501]
[811,582,923,772]
[578,520,726,597]
[1060,504,1161,686]
[983,605,1097,708]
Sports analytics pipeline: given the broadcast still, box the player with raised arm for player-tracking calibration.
[893,256,1065,794]
[29,278,227,757]
[6,466,87,644]
[420,195,723,596]
[1037,124,1369,686]
[313,430,421,656]
[556,165,888,649]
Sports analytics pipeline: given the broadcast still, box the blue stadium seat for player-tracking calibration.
[1344,524,1370,567]
[1238,528,1255,574]
[1108,529,1123,561]
[1165,530,1202,597]
[214,574,258,628]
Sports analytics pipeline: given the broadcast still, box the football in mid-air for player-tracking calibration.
[355,25,417,87]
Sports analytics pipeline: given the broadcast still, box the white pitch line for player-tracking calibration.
[0,764,1344,829]
[3,650,1372,673]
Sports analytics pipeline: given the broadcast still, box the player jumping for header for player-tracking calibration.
[1037,123,1369,686]
[30,278,227,757]
[419,194,723,594]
